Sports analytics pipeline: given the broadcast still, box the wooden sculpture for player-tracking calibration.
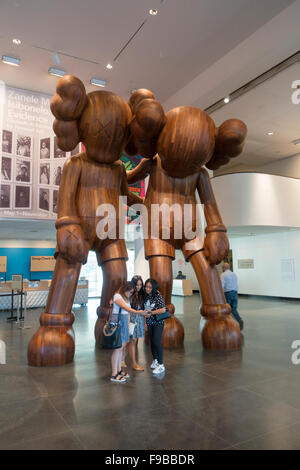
[127,90,247,350]
[27,75,142,366]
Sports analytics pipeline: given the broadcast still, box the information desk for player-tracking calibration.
[0,280,89,310]
[172,279,193,296]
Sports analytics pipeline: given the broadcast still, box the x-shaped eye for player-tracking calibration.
[66,228,79,241]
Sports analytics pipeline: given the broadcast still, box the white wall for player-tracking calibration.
[230,230,300,298]
[0,239,56,248]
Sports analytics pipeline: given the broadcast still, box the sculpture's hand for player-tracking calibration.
[57,224,88,264]
[204,231,229,265]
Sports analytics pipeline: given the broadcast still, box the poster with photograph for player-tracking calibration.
[15,185,30,209]
[0,185,11,208]
[16,134,32,158]
[15,158,31,183]
[52,160,63,186]
[71,143,80,156]
[40,137,50,159]
[1,156,12,182]
[53,189,58,214]
[2,130,13,154]
[39,187,49,212]
[39,163,50,185]
[54,136,66,158]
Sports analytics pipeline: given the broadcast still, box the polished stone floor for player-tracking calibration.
[1,294,300,450]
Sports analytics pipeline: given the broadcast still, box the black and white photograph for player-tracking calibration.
[16,134,32,158]
[40,137,50,159]
[15,158,31,183]
[1,156,12,182]
[2,130,13,154]
[54,136,66,159]
[53,161,63,186]
[0,184,11,208]
[52,189,58,214]
[15,185,30,209]
[71,143,80,156]
[39,163,50,185]
[39,187,49,212]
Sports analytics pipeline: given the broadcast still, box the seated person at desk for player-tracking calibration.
[175,270,186,280]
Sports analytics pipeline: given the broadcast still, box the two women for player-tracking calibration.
[110,277,167,382]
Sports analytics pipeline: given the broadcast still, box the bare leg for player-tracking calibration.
[148,255,184,348]
[28,255,82,366]
[94,257,127,345]
[190,250,241,351]
[129,338,144,370]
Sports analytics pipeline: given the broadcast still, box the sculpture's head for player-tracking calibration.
[51,75,132,163]
[128,89,247,177]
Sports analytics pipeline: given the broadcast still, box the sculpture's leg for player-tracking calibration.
[148,255,184,348]
[28,255,82,366]
[94,258,127,346]
[189,250,241,351]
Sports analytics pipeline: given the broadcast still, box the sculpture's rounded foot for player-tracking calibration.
[201,314,242,351]
[28,313,75,367]
[95,306,111,346]
[162,315,184,348]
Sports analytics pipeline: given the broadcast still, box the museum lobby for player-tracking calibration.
[1,0,300,452]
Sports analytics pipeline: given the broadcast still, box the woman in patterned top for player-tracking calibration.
[144,278,166,375]
[128,275,146,371]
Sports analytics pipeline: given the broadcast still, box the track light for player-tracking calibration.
[48,67,66,77]
[2,55,20,66]
[90,77,106,87]
[224,96,230,104]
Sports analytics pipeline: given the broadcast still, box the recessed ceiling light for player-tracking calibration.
[267,132,274,136]
[224,96,230,104]
[106,63,113,69]
[2,55,20,66]
[90,77,106,87]
[12,38,21,45]
[48,67,66,77]
[149,9,158,15]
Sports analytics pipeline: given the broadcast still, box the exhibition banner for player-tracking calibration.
[0,84,143,221]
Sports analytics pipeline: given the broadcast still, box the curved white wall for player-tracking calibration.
[211,173,300,228]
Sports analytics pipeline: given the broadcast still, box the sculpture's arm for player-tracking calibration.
[126,158,152,184]
[120,163,144,206]
[197,168,229,265]
[55,156,88,264]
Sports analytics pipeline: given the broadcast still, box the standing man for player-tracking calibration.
[221,263,244,330]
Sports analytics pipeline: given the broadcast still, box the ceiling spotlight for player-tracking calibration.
[12,38,21,45]
[90,77,106,87]
[2,55,20,66]
[267,132,274,136]
[224,96,230,104]
[149,9,158,15]
[48,67,66,77]
[106,63,113,69]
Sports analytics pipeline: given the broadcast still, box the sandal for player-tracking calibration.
[110,374,126,383]
[119,370,130,379]
[132,364,144,371]
[121,361,127,368]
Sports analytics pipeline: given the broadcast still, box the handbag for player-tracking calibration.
[101,307,122,349]
[129,320,137,336]
[155,307,171,322]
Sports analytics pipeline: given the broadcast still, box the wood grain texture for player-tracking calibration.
[28,75,142,366]
[128,94,247,350]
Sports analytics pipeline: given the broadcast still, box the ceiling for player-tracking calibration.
[0,0,295,102]
[211,61,300,170]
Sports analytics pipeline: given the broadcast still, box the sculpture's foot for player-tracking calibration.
[162,315,184,348]
[201,306,242,351]
[95,306,111,346]
[27,313,75,366]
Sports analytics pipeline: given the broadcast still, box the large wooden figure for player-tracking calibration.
[28,75,141,366]
[127,90,247,350]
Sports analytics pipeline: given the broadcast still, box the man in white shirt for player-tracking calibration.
[221,263,244,330]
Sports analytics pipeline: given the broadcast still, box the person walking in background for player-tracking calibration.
[221,263,244,330]
[128,275,146,371]
[144,278,167,375]
[110,282,146,383]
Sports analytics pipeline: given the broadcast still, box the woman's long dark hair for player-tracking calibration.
[118,281,135,301]
[131,275,144,309]
[144,278,159,297]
